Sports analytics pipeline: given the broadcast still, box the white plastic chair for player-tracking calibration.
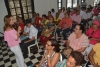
[28,36,39,56]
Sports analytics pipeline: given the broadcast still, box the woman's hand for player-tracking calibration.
[18,26,21,33]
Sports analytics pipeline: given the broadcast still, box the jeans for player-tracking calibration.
[20,38,35,54]
[56,28,70,40]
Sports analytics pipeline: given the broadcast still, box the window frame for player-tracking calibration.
[4,0,35,21]
[57,0,62,10]
[66,0,79,9]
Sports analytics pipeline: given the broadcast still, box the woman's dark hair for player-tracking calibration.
[76,24,85,33]
[48,11,51,14]
[42,14,47,19]
[70,51,86,66]
[4,15,12,31]
[49,39,60,52]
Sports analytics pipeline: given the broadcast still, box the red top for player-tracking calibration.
[60,18,72,29]
[34,17,42,28]
[19,23,24,31]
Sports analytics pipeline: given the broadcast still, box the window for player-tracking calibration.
[94,0,100,6]
[58,0,62,10]
[66,0,79,8]
[4,0,34,22]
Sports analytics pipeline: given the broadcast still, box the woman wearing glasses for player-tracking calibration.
[37,39,60,67]
[64,24,89,58]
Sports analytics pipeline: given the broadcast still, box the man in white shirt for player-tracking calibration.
[51,8,56,18]
[20,19,38,54]
[81,9,89,26]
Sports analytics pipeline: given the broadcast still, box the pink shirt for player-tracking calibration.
[71,14,82,24]
[4,29,21,47]
[93,9,99,16]
[68,32,89,51]
[86,28,100,45]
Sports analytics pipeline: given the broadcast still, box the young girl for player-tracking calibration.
[4,15,27,67]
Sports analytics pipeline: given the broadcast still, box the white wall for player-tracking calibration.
[34,0,57,16]
[0,0,7,33]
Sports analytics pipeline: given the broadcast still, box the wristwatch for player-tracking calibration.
[47,55,50,58]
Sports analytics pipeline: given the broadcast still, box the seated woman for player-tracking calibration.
[54,12,61,25]
[56,12,72,41]
[37,39,60,67]
[40,16,55,46]
[34,13,42,30]
[89,43,100,67]
[64,24,89,57]
[86,20,100,56]
[41,14,49,29]
[67,51,86,67]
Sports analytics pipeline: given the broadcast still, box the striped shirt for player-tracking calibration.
[68,32,89,51]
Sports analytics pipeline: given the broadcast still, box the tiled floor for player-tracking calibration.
[0,38,65,67]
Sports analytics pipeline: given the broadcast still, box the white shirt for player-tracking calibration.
[24,26,30,33]
[87,12,92,18]
[59,12,64,19]
[81,12,88,19]
[80,10,85,17]
[29,25,38,39]
[51,12,56,18]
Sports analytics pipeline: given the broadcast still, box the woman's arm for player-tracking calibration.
[16,26,21,41]
[76,47,86,52]
[89,49,96,65]
[44,26,55,34]
[66,40,70,49]
[47,53,60,67]
[38,57,44,67]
